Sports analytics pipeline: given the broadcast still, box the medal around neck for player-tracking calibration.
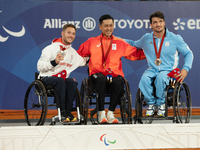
[155,58,161,65]
[153,32,166,66]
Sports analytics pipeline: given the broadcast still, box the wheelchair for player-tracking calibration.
[80,74,132,125]
[24,72,84,126]
[134,78,192,124]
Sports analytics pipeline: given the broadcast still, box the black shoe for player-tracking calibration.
[62,112,78,122]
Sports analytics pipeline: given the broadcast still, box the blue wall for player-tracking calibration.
[0,1,199,110]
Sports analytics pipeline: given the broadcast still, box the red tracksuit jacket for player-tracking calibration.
[77,33,145,77]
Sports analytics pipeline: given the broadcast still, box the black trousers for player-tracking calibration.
[42,77,77,112]
[91,73,124,111]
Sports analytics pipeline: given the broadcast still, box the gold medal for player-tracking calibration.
[155,58,161,65]
[103,62,106,68]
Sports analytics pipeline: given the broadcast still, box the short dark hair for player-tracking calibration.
[99,14,114,25]
[149,11,165,24]
[62,24,76,31]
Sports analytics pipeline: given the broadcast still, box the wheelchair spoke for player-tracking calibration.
[24,80,47,126]
[174,82,191,123]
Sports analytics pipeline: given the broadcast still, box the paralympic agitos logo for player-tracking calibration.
[0,26,25,42]
[100,133,116,146]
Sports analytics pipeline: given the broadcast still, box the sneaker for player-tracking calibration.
[145,105,156,116]
[98,110,108,124]
[107,110,118,124]
[157,104,165,117]
[62,112,78,122]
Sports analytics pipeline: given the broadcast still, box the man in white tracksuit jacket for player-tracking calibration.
[125,11,193,117]
[37,24,87,122]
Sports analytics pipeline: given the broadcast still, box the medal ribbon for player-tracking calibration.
[100,35,113,68]
[60,45,66,51]
[153,32,166,59]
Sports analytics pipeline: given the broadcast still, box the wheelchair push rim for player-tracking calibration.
[134,88,153,124]
[80,78,89,125]
[120,78,132,124]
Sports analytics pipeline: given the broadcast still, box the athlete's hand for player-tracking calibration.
[175,69,188,83]
[55,53,64,64]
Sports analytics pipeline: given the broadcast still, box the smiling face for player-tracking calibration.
[99,19,114,38]
[61,27,76,45]
[150,17,165,34]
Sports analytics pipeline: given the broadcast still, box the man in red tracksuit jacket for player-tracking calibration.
[77,14,145,124]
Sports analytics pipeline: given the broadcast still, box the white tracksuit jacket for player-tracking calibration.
[37,38,87,78]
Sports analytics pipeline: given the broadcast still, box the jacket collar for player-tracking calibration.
[100,33,113,39]
[52,37,71,49]
[152,27,169,38]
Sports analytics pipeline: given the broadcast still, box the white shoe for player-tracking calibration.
[107,110,118,124]
[157,104,165,117]
[145,105,156,116]
[97,110,108,124]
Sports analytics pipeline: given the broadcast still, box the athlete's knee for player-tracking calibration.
[156,74,169,86]
[139,75,149,87]
[54,77,66,87]
[92,73,107,86]
[66,78,77,89]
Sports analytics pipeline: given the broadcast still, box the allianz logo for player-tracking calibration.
[43,17,96,31]
[173,18,200,30]
[44,19,81,29]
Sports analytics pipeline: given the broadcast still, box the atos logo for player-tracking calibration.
[82,17,96,31]
[100,133,116,146]
[173,18,200,30]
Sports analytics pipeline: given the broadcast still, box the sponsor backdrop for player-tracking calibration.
[0,1,199,110]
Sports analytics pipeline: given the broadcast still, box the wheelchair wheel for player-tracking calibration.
[173,82,191,123]
[24,80,48,126]
[80,78,89,125]
[134,89,153,124]
[120,78,132,124]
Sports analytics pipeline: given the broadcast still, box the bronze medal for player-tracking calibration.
[155,58,161,66]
